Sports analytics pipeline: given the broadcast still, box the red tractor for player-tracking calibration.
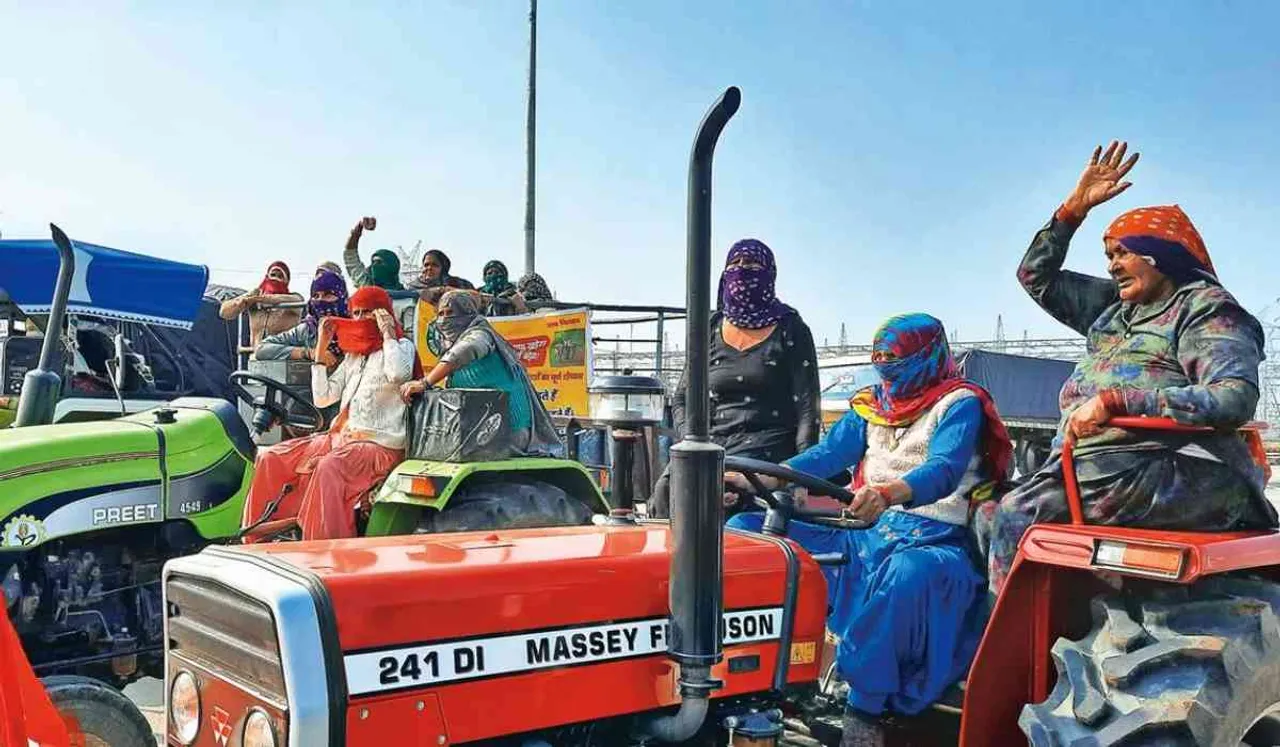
[155,88,1280,747]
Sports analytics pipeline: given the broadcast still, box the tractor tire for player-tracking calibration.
[1019,576,1280,746]
[1017,439,1050,477]
[43,674,157,747]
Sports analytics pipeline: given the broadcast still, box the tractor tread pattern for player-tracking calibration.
[1019,575,1280,747]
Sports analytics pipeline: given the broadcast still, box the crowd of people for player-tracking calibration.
[219,143,1279,747]
[218,214,558,363]
[228,216,561,543]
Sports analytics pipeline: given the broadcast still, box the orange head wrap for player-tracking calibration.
[1103,205,1217,285]
[332,286,400,356]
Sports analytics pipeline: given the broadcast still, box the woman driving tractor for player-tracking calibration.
[726,312,1012,747]
[973,141,1279,596]
[240,285,418,542]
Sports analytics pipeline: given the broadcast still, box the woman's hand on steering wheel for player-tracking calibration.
[724,470,804,509]
[849,486,889,523]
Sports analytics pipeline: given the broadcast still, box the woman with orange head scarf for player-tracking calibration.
[976,141,1277,597]
[240,285,419,541]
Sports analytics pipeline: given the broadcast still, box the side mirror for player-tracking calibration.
[111,333,128,391]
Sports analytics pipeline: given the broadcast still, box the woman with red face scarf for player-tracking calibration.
[240,286,419,541]
[218,260,304,349]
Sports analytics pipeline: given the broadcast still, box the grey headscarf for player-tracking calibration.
[433,290,561,456]
[435,289,482,349]
[517,272,554,304]
[316,261,344,278]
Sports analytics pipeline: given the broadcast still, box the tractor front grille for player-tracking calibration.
[166,573,285,698]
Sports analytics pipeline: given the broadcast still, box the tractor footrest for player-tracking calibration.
[930,680,965,716]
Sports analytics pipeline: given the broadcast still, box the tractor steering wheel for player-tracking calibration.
[723,455,871,530]
[228,371,325,436]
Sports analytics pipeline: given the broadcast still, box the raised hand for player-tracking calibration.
[374,308,398,340]
[1063,141,1140,217]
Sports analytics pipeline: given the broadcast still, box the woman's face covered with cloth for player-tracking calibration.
[717,239,793,329]
[306,270,348,327]
[259,261,291,295]
[429,290,481,355]
[481,260,514,295]
[1102,204,1216,304]
[307,271,349,357]
[854,313,959,426]
[368,250,404,291]
[331,286,401,356]
[851,312,1012,480]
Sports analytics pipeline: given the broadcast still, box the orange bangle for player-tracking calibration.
[1055,203,1085,226]
[870,484,895,508]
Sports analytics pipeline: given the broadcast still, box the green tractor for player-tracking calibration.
[0,226,614,692]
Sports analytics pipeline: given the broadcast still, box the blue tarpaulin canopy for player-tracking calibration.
[0,237,209,329]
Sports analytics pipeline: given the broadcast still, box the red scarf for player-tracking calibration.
[850,380,1013,485]
[336,287,423,377]
[258,260,291,295]
[332,317,384,356]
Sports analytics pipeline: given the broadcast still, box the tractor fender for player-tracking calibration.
[960,523,1280,746]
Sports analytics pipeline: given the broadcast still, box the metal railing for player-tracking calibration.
[532,301,686,390]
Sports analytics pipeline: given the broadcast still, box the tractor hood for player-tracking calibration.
[0,398,249,479]
[238,524,828,654]
[188,525,826,744]
[0,418,161,478]
[0,398,253,549]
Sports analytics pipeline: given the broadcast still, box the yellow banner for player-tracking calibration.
[415,303,591,417]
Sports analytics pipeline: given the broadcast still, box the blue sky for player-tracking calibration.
[2,1,1278,346]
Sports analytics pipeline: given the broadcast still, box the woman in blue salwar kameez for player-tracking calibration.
[726,313,1012,747]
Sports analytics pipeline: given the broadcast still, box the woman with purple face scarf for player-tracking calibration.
[648,239,822,518]
[255,270,350,363]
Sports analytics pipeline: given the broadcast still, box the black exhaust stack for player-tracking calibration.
[14,224,76,428]
[641,85,740,743]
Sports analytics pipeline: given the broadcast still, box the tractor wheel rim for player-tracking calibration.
[1241,702,1280,746]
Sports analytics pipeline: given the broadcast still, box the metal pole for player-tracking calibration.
[523,0,537,275]
[15,224,76,427]
[655,310,665,376]
[683,88,740,441]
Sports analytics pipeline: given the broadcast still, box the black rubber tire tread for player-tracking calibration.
[42,674,157,747]
[416,479,595,534]
[1020,575,1280,746]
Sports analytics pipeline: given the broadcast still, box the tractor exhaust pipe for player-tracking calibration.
[641,85,740,744]
[14,224,76,428]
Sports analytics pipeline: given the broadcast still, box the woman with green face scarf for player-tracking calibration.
[344,217,406,290]
[368,250,404,290]
[478,260,527,317]
[399,290,559,455]
[343,216,476,292]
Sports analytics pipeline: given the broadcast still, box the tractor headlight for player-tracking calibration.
[169,670,201,745]
[243,708,278,747]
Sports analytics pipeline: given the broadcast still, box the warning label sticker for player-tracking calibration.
[344,607,783,696]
